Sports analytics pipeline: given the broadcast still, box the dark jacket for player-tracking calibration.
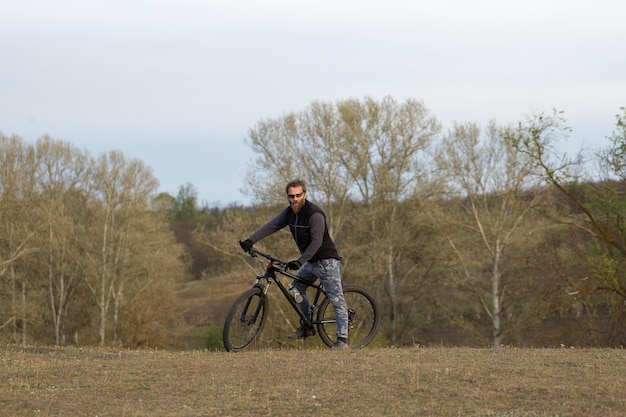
[248,200,340,264]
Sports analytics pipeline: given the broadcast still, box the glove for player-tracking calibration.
[239,239,253,253]
[286,260,302,271]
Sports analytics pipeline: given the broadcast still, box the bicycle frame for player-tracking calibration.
[251,250,326,328]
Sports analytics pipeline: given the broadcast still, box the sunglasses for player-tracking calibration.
[287,192,305,199]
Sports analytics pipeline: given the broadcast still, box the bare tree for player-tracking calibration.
[0,134,191,347]
[336,97,440,344]
[245,100,353,238]
[245,96,441,344]
[0,134,41,345]
[82,151,169,345]
[32,136,90,345]
[436,121,543,346]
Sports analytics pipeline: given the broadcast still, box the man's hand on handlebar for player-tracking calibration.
[239,239,253,253]
[286,260,302,271]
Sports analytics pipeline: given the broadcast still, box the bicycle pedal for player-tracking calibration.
[288,326,316,339]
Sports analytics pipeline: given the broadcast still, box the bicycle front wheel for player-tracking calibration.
[222,286,268,352]
[317,284,381,349]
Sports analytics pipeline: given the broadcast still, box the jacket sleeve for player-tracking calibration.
[247,208,290,244]
[297,212,325,264]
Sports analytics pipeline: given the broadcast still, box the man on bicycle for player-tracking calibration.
[239,179,349,350]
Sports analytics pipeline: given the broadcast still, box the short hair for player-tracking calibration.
[285,179,307,194]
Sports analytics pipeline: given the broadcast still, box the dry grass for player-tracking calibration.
[1,345,624,416]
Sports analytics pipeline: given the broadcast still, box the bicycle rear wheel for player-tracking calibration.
[222,286,268,352]
[317,284,381,349]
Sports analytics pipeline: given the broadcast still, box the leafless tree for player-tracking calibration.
[82,151,183,345]
[245,100,352,238]
[245,96,441,344]
[436,121,544,346]
[30,136,90,345]
[0,134,42,345]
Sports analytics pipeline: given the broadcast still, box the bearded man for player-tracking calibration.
[239,179,349,350]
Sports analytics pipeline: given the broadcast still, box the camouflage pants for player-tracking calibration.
[293,258,348,340]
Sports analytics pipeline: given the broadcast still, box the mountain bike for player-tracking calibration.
[223,247,381,352]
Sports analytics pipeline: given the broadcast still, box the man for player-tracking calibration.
[239,179,349,350]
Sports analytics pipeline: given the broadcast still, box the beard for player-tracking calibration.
[290,199,305,214]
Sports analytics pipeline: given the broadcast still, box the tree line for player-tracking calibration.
[230,97,626,347]
[2,97,625,348]
[0,135,186,347]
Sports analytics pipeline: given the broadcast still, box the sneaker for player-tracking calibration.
[288,326,316,340]
[331,341,350,350]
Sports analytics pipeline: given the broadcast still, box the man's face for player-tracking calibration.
[287,186,306,213]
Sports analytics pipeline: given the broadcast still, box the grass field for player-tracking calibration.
[1,345,624,416]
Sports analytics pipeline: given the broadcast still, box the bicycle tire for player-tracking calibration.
[222,286,268,352]
[317,284,381,349]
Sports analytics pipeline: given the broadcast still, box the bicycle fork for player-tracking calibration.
[236,272,271,326]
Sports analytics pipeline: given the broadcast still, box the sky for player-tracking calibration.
[1,0,624,206]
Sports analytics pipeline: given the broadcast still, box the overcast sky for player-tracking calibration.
[1,0,624,206]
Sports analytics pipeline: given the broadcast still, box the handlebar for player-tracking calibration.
[248,247,287,268]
